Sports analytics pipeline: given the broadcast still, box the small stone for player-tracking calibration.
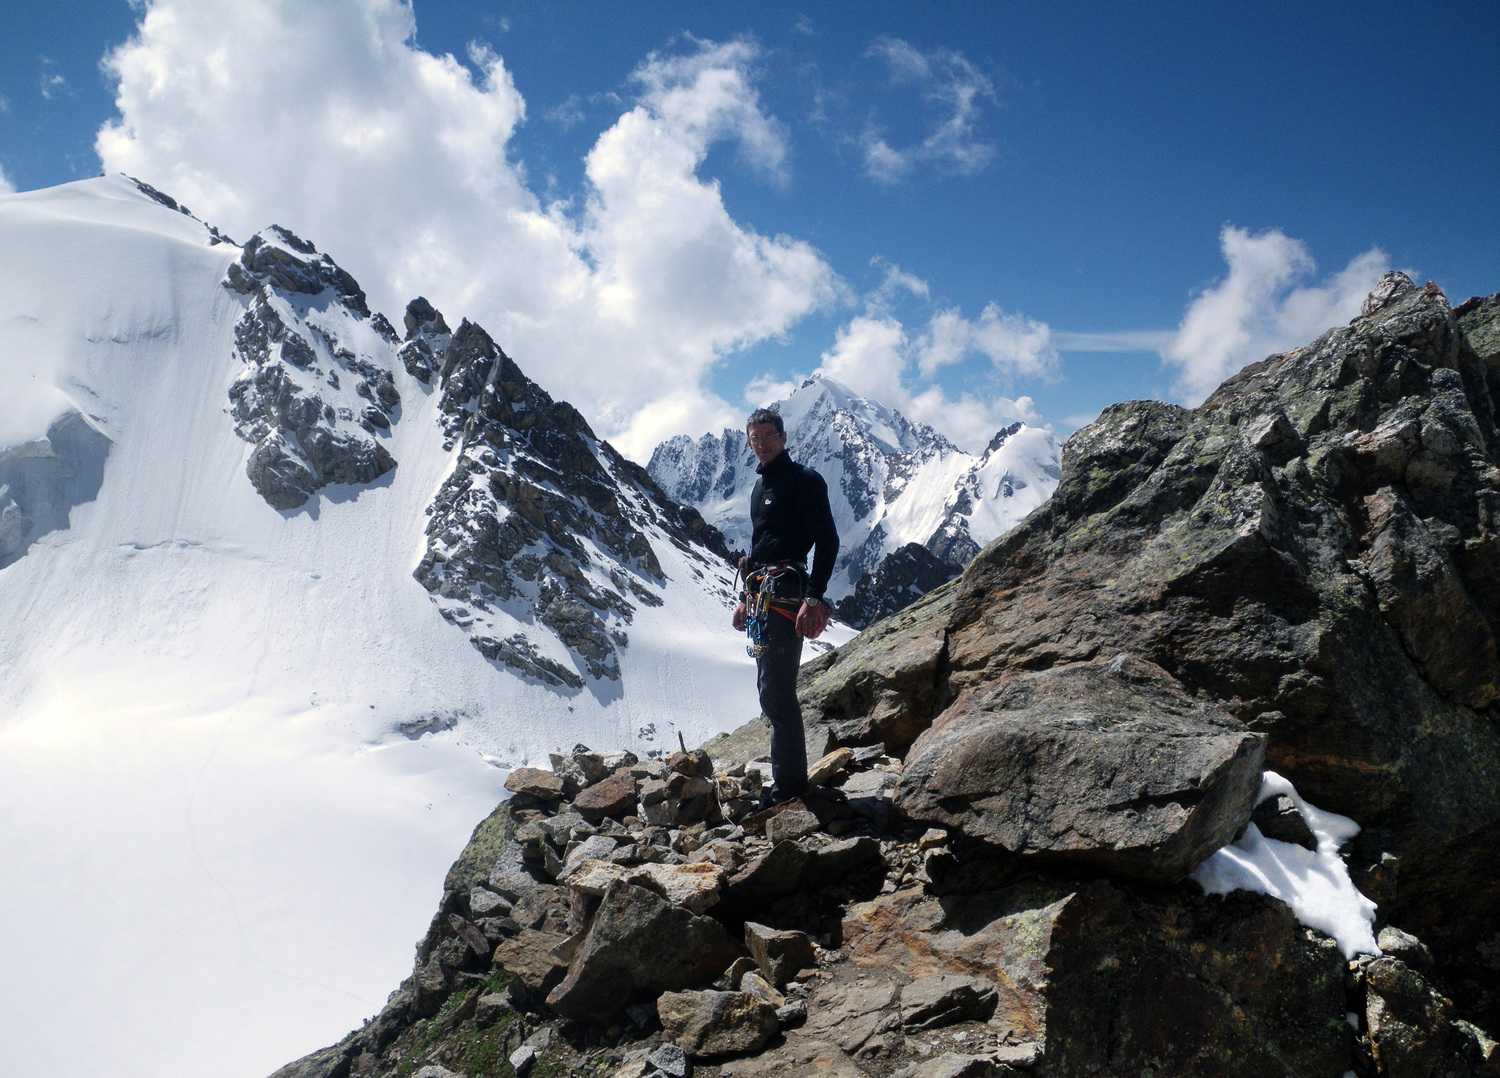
[744,922,817,986]
[508,1044,537,1076]
[609,1056,656,1078]
[716,956,759,990]
[776,999,808,1027]
[807,747,855,786]
[740,970,786,1007]
[647,1041,690,1077]
[469,886,510,917]
[765,810,820,845]
[657,989,780,1057]
[667,748,715,778]
[558,834,620,879]
[992,1042,1040,1067]
[575,771,639,823]
[891,1053,995,1078]
[572,746,611,785]
[548,753,587,797]
[900,973,999,1029]
[504,767,565,802]
[601,749,640,772]
[1376,925,1434,971]
[474,992,509,1027]
[1251,794,1318,850]
[917,828,948,850]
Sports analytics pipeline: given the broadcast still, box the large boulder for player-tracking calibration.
[895,656,1264,881]
[545,879,740,1020]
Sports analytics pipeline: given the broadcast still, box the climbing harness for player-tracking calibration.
[742,562,804,657]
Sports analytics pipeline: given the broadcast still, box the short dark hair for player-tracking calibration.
[746,408,784,435]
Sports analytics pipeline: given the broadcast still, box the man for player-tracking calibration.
[731,407,839,806]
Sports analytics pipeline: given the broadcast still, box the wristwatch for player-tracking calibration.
[804,595,826,608]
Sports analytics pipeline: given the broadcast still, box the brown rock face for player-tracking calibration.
[844,880,1350,1076]
[895,657,1265,881]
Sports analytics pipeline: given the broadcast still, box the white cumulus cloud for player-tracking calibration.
[1162,225,1388,403]
[95,1,839,460]
[814,269,1056,452]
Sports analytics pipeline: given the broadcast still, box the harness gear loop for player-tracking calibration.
[742,561,804,657]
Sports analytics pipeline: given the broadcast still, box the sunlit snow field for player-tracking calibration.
[0,179,763,1078]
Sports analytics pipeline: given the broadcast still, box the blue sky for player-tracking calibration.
[2,0,1496,458]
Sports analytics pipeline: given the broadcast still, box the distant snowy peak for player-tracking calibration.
[648,374,1061,622]
[929,422,1062,566]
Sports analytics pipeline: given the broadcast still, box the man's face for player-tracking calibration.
[747,422,786,465]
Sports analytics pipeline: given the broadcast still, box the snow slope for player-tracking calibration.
[648,374,1061,601]
[0,178,757,1078]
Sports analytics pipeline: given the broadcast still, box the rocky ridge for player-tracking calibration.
[274,273,1500,1078]
[217,215,735,689]
[411,315,732,687]
[647,378,1060,624]
[796,273,1500,1033]
[223,225,402,510]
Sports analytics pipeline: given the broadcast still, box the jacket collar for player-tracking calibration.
[756,449,794,476]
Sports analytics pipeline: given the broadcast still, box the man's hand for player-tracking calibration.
[732,599,748,632]
[795,599,829,640]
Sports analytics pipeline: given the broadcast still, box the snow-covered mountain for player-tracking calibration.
[648,374,1061,617]
[0,177,756,1078]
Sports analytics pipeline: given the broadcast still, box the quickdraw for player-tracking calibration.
[743,562,803,658]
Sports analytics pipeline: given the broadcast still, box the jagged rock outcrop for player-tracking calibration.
[397,296,452,385]
[799,273,1500,1034]
[223,227,400,509]
[412,314,731,687]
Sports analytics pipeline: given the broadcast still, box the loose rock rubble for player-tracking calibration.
[273,732,1496,1078]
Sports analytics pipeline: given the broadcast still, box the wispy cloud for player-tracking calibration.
[1053,329,1176,352]
[0,160,14,195]
[860,37,997,183]
[96,4,837,460]
[1162,225,1388,403]
[38,58,71,101]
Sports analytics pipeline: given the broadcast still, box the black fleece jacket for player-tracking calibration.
[749,450,840,600]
